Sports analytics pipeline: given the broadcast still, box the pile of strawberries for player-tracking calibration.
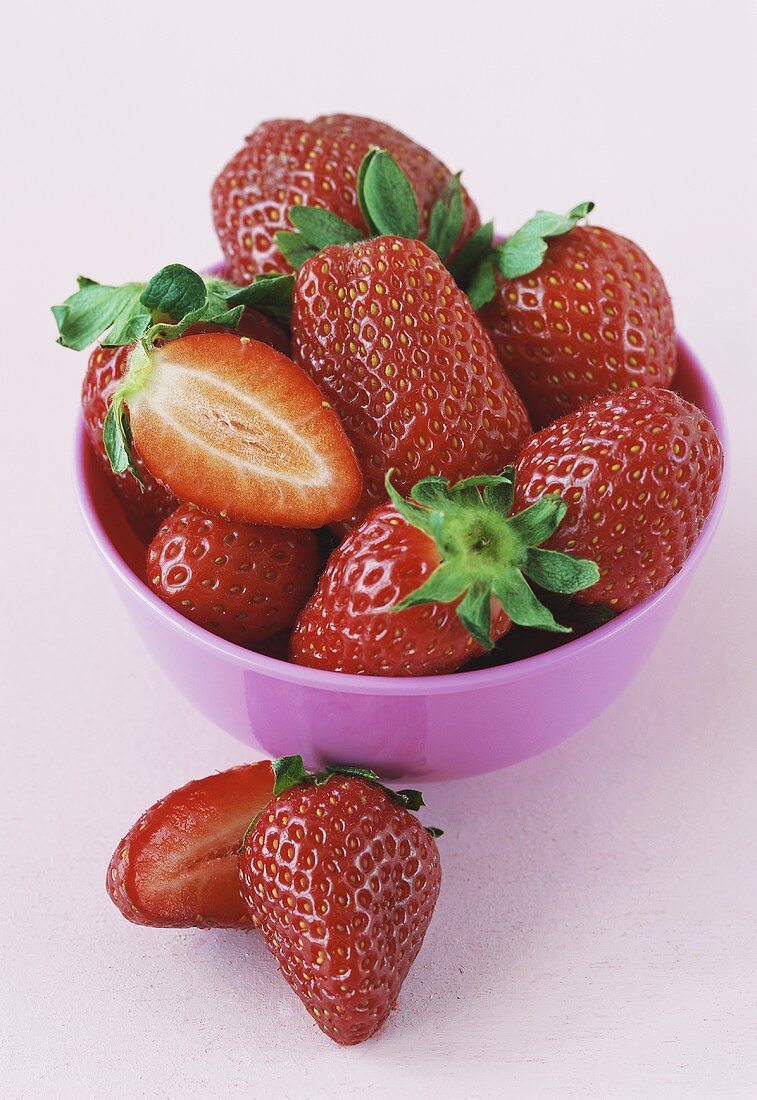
[107,756,442,1046]
[55,112,724,680]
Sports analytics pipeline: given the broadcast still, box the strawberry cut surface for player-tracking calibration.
[107,762,274,928]
[126,332,363,527]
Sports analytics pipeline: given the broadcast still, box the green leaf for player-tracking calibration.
[274,230,319,271]
[492,568,571,633]
[426,174,464,262]
[409,475,457,510]
[393,561,470,613]
[357,147,382,234]
[493,201,595,279]
[455,582,493,650]
[523,547,600,593]
[359,149,419,239]
[272,755,308,795]
[465,256,497,310]
[426,826,444,838]
[288,206,364,249]
[505,495,567,547]
[228,274,295,325]
[324,764,380,782]
[52,279,147,351]
[384,469,436,536]
[102,396,142,483]
[449,221,495,285]
[140,264,207,322]
[483,467,515,515]
[393,789,426,811]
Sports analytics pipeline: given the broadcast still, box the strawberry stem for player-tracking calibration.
[386,467,600,648]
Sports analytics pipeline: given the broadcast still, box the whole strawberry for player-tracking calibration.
[292,236,531,525]
[212,114,480,280]
[239,756,442,1045]
[461,203,676,428]
[290,469,599,676]
[513,387,724,609]
[82,343,177,542]
[148,504,320,647]
[108,761,274,928]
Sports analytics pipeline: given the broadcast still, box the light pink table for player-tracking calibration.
[3,3,756,1096]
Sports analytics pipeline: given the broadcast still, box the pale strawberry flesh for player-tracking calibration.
[126,333,363,527]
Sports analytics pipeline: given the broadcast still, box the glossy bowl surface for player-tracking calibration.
[74,338,728,780]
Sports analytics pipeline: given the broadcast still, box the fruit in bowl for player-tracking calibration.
[58,113,726,780]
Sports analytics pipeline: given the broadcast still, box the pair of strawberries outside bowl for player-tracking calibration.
[61,113,727,1047]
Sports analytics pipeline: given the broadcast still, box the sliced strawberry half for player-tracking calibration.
[118,333,362,527]
[107,761,274,928]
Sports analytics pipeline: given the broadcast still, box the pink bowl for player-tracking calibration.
[74,338,728,781]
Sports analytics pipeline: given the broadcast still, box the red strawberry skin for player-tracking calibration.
[513,387,723,610]
[83,344,177,543]
[107,762,274,929]
[239,775,441,1045]
[292,236,531,525]
[147,504,320,647]
[290,504,510,676]
[212,114,481,280]
[480,226,676,428]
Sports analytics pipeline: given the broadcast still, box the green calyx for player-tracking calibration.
[455,202,595,309]
[275,147,466,269]
[241,755,442,846]
[386,467,600,648]
[53,262,296,478]
[52,263,295,353]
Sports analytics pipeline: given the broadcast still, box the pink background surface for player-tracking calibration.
[3,2,756,1096]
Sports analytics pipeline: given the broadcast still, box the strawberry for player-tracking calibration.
[512,387,724,609]
[54,264,362,528]
[460,203,676,428]
[82,343,177,542]
[238,756,442,1045]
[147,504,320,647]
[292,236,531,525]
[212,114,480,280]
[290,469,598,676]
[107,761,274,928]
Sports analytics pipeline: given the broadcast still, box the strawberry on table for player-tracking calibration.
[212,114,480,280]
[513,386,724,609]
[239,755,442,1045]
[107,762,274,928]
[54,264,363,528]
[147,504,320,647]
[290,468,599,676]
[458,203,676,428]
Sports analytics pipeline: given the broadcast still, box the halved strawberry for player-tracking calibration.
[107,761,274,928]
[120,333,362,527]
[54,264,363,527]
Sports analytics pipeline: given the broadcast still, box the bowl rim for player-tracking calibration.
[74,335,729,698]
